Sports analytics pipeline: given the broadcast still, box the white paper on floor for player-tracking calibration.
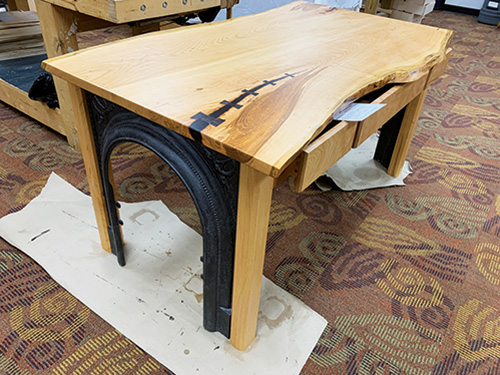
[0,173,327,375]
[317,133,412,191]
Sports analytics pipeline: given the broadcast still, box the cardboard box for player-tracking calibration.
[392,0,435,15]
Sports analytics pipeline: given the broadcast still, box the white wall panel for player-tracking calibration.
[444,0,484,10]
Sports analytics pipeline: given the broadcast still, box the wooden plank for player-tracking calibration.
[0,25,42,42]
[353,75,427,147]
[295,121,357,192]
[0,39,45,61]
[230,164,274,351]
[0,10,39,22]
[43,1,452,178]
[3,6,113,33]
[65,82,114,252]
[38,0,115,22]
[0,14,45,60]
[0,78,65,133]
[0,22,41,30]
[41,0,222,23]
[112,0,221,23]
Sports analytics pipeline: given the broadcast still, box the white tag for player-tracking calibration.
[333,103,386,122]
[488,1,499,9]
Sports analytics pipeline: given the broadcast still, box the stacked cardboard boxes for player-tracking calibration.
[389,0,436,23]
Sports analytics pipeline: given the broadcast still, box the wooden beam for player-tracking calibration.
[43,0,221,23]
[36,0,80,148]
[365,0,379,14]
[0,78,65,133]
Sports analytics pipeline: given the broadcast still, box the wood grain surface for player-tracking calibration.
[231,164,274,350]
[43,1,452,177]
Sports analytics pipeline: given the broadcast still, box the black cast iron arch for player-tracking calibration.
[86,94,239,337]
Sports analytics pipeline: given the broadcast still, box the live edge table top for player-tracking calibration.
[42,1,452,177]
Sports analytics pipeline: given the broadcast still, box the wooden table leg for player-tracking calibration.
[65,82,115,253]
[230,164,274,351]
[8,0,36,11]
[364,0,379,14]
[380,0,394,9]
[36,0,81,149]
[374,88,428,177]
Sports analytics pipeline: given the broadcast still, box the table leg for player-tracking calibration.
[364,0,379,14]
[380,0,394,9]
[230,164,274,351]
[374,89,428,177]
[65,83,115,253]
[36,0,80,148]
[7,0,35,11]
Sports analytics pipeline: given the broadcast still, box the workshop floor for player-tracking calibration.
[0,7,499,375]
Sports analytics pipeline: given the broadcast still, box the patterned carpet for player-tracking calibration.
[0,9,499,375]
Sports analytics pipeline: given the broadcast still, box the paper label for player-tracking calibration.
[333,103,386,122]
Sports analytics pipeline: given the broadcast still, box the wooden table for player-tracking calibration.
[0,0,238,149]
[43,1,452,351]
